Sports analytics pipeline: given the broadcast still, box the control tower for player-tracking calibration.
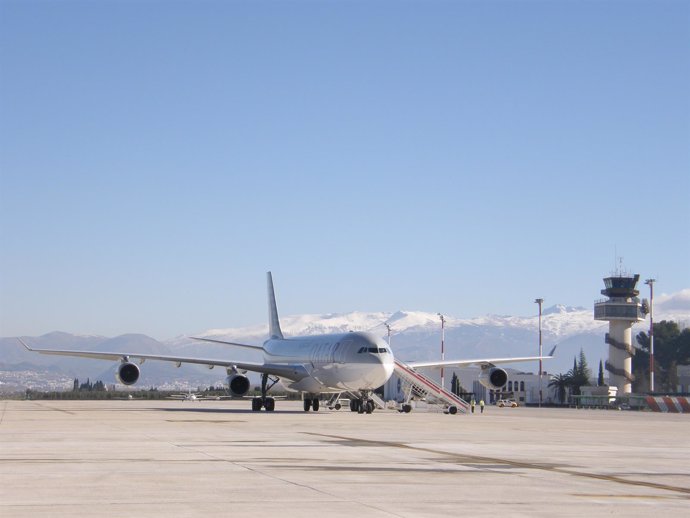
[594,274,647,394]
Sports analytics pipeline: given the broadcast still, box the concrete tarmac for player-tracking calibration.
[0,399,688,517]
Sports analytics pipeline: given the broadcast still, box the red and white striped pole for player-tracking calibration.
[438,313,446,390]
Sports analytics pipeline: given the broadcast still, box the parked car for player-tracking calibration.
[497,399,518,408]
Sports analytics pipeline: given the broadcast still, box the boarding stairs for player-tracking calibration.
[394,359,471,414]
[368,392,386,410]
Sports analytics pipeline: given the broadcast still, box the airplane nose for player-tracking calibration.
[382,359,394,380]
[371,354,395,386]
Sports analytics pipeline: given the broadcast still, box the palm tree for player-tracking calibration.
[548,373,571,404]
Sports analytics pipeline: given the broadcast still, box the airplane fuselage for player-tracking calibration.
[262,331,395,393]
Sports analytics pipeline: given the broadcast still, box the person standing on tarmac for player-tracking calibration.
[471,398,476,413]
[480,399,485,413]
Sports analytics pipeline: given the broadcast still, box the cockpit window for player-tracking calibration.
[358,347,389,354]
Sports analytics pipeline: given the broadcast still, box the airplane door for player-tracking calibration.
[333,342,343,363]
[336,340,351,363]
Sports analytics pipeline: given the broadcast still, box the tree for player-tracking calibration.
[450,372,466,395]
[597,360,605,386]
[548,373,570,404]
[636,321,690,392]
[568,349,591,396]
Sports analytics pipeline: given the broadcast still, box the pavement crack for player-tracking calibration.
[304,432,690,498]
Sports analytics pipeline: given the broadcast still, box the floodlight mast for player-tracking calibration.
[384,323,392,347]
[645,279,656,392]
[438,313,446,390]
[535,298,544,408]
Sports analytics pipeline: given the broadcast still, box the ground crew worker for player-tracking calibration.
[471,398,475,413]
[480,399,485,413]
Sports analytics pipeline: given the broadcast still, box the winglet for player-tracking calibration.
[267,271,284,339]
[17,338,34,351]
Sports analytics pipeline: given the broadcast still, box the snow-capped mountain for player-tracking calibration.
[4,289,688,391]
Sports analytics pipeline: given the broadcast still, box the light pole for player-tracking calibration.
[438,313,446,390]
[384,323,392,347]
[645,279,655,392]
[535,298,544,408]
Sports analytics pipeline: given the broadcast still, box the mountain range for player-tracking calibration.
[3,289,689,392]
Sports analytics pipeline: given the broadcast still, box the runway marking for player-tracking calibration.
[305,432,690,498]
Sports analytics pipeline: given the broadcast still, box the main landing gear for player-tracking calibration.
[303,397,320,412]
[251,373,279,412]
[252,396,275,411]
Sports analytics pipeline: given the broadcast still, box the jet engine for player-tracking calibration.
[116,362,140,386]
[227,373,251,397]
[477,366,508,390]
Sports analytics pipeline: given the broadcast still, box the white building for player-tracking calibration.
[383,367,559,405]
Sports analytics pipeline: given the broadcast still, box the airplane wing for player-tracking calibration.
[407,346,557,369]
[17,338,309,381]
[189,337,264,351]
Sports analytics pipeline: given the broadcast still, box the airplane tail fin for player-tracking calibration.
[267,272,284,339]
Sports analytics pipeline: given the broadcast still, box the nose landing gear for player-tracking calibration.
[348,392,376,414]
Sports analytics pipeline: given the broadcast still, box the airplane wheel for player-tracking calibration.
[334,403,341,410]
[264,398,275,411]
[402,404,412,413]
[312,398,320,412]
[365,400,374,414]
[252,398,262,411]
[357,399,365,414]
[303,399,312,412]
[448,405,458,415]
[350,400,358,412]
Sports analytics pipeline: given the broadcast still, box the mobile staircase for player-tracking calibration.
[394,359,471,414]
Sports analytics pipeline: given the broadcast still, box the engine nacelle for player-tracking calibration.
[227,373,251,397]
[116,362,140,386]
[478,366,508,390]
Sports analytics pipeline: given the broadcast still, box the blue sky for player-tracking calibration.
[1,0,688,340]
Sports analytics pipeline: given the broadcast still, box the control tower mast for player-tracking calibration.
[594,272,647,394]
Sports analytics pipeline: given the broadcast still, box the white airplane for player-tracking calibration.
[166,390,230,401]
[19,272,553,414]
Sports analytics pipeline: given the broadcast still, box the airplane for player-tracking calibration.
[166,390,231,401]
[19,272,554,414]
